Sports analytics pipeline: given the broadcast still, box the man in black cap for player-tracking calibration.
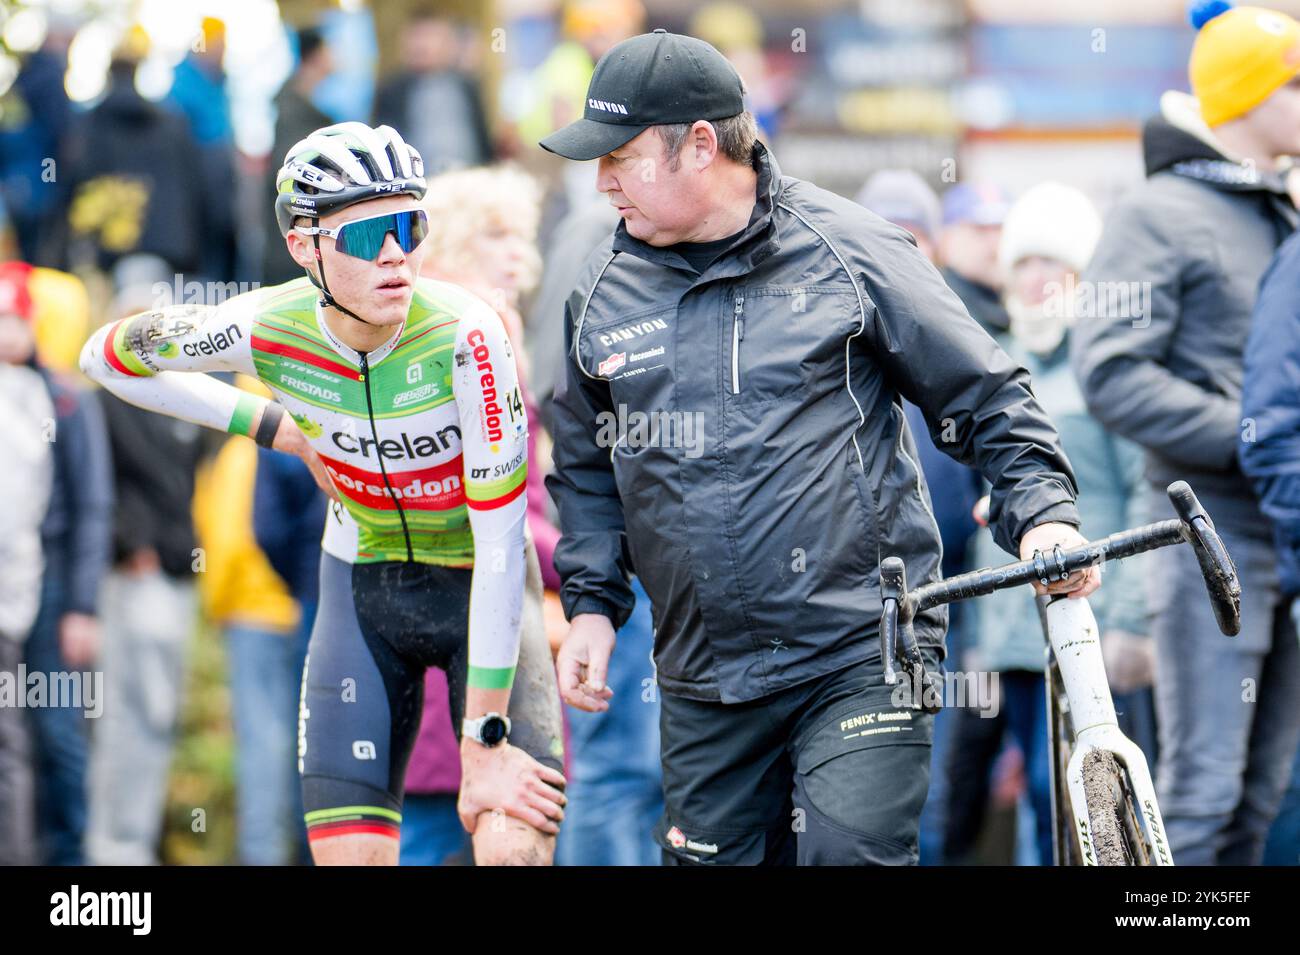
[542,30,1096,866]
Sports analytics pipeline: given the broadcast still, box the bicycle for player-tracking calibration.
[878,481,1242,866]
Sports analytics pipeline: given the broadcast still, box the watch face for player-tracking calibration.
[480,715,508,747]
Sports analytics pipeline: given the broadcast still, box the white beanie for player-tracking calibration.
[998,182,1103,277]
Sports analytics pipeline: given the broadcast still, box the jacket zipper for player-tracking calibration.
[359,352,414,562]
[731,294,745,394]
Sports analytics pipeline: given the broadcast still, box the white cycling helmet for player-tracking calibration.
[274,121,426,235]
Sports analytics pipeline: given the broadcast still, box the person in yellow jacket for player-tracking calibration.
[193,375,309,865]
[194,425,299,634]
[515,0,645,147]
[25,265,91,373]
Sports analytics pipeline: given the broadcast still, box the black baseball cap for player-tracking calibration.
[539,29,745,161]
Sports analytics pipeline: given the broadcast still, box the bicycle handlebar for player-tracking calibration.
[879,481,1241,713]
[1166,482,1243,638]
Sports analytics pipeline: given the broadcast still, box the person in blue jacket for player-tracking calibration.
[250,447,329,864]
[1239,228,1300,866]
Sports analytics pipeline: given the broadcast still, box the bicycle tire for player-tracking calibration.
[1081,750,1131,866]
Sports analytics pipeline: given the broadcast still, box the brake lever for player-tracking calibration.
[1187,515,1242,636]
[1167,481,1242,636]
[880,558,906,686]
[899,638,942,714]
[879,558,941,713]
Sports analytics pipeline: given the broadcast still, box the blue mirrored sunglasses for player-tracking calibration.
[295,209,429,260]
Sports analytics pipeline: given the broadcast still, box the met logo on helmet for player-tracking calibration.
[284,159,343,192]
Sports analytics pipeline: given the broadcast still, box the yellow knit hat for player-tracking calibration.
[1189,1,1300,126]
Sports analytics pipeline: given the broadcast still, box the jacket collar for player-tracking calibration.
[1145,91,1292,196]
[609,139,784,280]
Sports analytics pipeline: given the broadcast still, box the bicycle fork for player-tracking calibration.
[1040,595,1173,866]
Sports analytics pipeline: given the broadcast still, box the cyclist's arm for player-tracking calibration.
[452,299,530,721]
[78,299,274,441]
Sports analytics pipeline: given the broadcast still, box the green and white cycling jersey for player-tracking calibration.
[81,276,529,690]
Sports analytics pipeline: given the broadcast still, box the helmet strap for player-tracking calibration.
[306,220,379,327]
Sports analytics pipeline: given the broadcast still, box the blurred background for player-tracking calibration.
[0,0,1240,281]
[2,0,1298,867]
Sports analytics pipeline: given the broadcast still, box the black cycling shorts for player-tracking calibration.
[655,648,939,865]
[298,544,563,844]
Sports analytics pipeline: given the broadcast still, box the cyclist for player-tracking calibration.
[80,121,567,866]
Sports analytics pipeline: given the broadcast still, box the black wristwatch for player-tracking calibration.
[462,713,511,748]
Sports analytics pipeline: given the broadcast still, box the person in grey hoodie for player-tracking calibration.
[1072,3,1300,865]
